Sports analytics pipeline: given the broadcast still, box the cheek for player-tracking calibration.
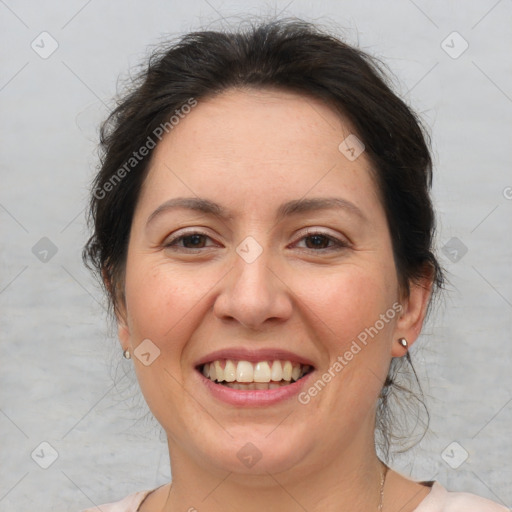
[293,260,398,414]
[123,261,210,426]
[293,261,397,343]
[124,260,208,340]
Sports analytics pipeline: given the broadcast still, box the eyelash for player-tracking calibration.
[164,229,349,253]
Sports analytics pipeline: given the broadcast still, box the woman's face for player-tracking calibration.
[117,88,429,479]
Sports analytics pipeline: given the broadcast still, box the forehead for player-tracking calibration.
[137,87,382,220]
[153,87,359,165]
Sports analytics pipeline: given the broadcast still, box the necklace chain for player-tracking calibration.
[378,464,388,511]
[158,464,389,511]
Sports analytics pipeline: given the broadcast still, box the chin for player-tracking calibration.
[193,427,312,477]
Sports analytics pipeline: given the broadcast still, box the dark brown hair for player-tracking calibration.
[83,19,444,459]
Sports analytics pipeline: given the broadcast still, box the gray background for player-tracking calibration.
[1,1,511,511]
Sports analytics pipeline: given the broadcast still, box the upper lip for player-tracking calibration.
[194,348,316,369]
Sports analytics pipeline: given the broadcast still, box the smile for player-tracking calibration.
[199,359,313,390]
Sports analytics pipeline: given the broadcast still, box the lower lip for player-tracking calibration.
[196,369,315,407]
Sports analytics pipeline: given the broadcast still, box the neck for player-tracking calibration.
[162,419,386,512]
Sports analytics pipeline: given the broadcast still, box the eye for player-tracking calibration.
[163,229,349,252]
[292,230,349,251]
[164,230,218,250]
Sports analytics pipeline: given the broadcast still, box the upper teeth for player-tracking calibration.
[202,360,310,383]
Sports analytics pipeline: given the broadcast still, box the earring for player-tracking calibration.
[123,349,131,359]
[398,337,408,349]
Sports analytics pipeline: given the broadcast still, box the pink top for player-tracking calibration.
[80,481,509,511]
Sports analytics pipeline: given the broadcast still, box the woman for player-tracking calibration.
[81,19,508,512]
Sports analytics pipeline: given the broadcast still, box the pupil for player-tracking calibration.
[306,235,327,249]
[184,235,205,248]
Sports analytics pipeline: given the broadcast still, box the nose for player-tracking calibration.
[213,244,293,330]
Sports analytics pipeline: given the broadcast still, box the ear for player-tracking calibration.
[102,267,131,351]
[391,270,433,357]
[115,301,131,350]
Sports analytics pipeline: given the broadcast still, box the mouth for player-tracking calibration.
[196,359,314,390]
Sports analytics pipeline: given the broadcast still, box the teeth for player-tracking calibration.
[236,360,253,382]
[253,361,271,382]
[282,361,292,381]
[214,361,223,381]
[224,360,236,382]
[270,361,282,381]
[201,359,311,385]
[222,381,290,390]
[209,362,217,381]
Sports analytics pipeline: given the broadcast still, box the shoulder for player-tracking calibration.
[79,489,153,512]
[414,481,510,512]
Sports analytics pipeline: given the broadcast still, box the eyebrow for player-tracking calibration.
[146,196,367,227]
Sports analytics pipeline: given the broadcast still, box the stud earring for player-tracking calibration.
[123,349,131,359]
[398,338,408,349]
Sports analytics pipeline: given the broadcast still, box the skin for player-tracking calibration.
[114,88,433,511]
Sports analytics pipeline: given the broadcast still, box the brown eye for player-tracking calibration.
[164,231,215,250]
[294,231,349,252]
[179,234,208,248]
[304,234,331,249]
